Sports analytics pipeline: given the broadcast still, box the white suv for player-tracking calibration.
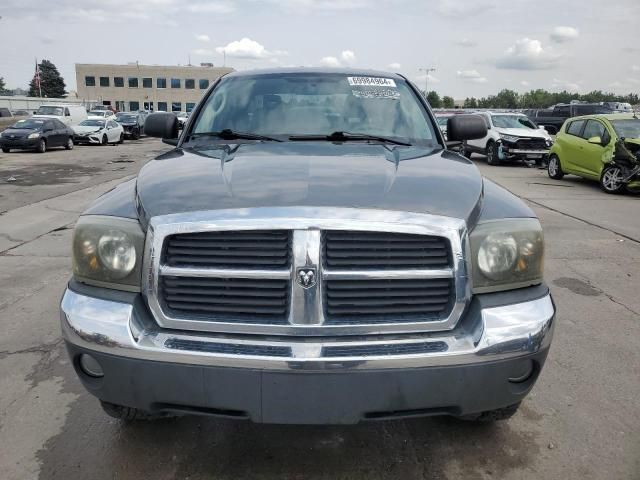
[460,112,553,166]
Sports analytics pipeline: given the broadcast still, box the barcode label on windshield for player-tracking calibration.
[348,77,397,87]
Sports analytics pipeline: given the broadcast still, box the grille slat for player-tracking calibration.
[164,231,291,269]
[322,341,448,357]
[161,275,289,323]
[325,278,453,324]
[324,231,450,270]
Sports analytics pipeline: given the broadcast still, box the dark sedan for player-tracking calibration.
[0,118,74,153]
[115,112,144,139]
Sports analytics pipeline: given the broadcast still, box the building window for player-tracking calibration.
[142,77,152,88]
[114,77,124,87]
[171,78,181,89]
[185,79,195,89]
[186,102,196,113]
[129,101,140,111]
[199,79,209,89]
[157,78,167,89]
[172,102,182,112]
[99,77,109,87]
[157,102,168,112]
[128,77,138,88]
[116,101,126,111]
[85,76,96,87]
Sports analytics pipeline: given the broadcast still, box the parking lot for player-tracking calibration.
[0,140,638,480]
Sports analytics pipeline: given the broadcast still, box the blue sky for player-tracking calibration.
[1,0,639,98]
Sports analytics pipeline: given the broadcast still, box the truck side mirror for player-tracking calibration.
[145,112,179,145]
[447,115,488,142]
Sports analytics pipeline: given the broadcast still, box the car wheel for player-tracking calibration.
[600,165,626,194]
[1,147,9,153]
[119,132,124,144]
[460,402,521,422]
[65,137,74,150]
[37,138,46,153]
[547,154,564,179]
[460,143,472,159]
[101,134,108,146]
[486,141,500,166]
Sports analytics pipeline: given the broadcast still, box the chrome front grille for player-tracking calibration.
[144,207,469,336]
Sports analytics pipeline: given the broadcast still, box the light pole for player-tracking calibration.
[419,67,436,97]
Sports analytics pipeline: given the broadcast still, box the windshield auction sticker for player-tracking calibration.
[348,77,397,87]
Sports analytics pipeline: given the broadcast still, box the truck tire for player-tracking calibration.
[547,154,564,179]
[460,402,521,422]
[100,401,159,421]
[486,141,500,166]
[600,165,626,194]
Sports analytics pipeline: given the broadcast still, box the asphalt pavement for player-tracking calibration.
[0,142,638,480]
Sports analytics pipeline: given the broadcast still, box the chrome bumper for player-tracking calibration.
[61,288,555,371]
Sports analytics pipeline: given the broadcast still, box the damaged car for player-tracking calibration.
[73,119,124,145]
[548,113,640,193]
[461,112,553,166]
[115,112,145,140]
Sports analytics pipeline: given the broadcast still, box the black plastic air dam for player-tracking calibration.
[66,342,550,425]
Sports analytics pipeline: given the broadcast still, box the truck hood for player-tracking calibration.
[495,127,549,139]
[135,143,484,227]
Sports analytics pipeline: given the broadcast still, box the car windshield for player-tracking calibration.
[191,73,437,145]
[79,120,105,127]
[611,119,640,139]
[116,115,136,122]
[12,119,45,129]
[491,115,536,129]
[36,106,63,116]
[89,111,106,116]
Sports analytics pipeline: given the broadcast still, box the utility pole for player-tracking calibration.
[418,67,436,97]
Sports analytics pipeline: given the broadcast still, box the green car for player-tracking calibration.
[547,113,640,193]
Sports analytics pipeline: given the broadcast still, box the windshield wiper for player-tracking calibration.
[188,129,282,142]
[289,131,412,146]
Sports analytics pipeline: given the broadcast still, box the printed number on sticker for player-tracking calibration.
[348,77,397,88]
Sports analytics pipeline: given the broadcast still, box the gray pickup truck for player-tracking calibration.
[61,69,555,424]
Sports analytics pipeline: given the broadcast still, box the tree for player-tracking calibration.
[464,97,478,108]
[0,77,8,95]
[28,60,66,98]
[426,91,442,108]
[442,96,455,108]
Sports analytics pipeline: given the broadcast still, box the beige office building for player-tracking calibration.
[75,63,234,113]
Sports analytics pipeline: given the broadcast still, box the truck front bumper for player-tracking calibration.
[61,286,555,424]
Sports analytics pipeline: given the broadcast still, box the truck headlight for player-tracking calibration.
[499,134,520,143]
[28,133,41,139]
[72,216,145,291]
[470,219,544,293]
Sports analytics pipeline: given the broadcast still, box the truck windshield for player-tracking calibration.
[611,119,640,139]
[492,115,536,129]
[191,73,437,145]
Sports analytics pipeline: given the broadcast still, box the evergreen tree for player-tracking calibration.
[426,91,442,108]
[442,96,455,108]
[28,60,66,98]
